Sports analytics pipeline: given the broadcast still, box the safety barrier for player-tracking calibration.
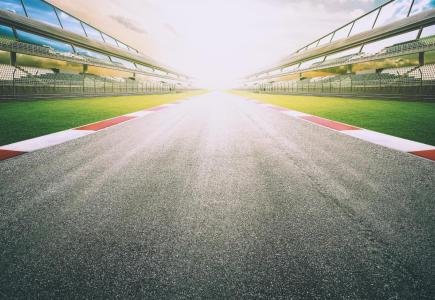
[245,64,435,100]
[0,64,188,100]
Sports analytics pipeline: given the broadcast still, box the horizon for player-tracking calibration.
[47,0,387,88]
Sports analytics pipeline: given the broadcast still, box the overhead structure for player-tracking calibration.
[243,0,435,99]
[0,0,192,99]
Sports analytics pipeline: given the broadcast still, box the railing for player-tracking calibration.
[0,37,183,82]
[247,37,435,83]
[0,8,188,79]
[0,66,189,100]
[249,6,435,77]
[244,70,435,100]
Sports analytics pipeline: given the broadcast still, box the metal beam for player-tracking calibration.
[248,9,435,78]
[0,9,187,78]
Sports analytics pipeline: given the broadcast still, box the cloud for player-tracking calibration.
[48,0,383,85]
[164,23,180,37]
[350,8,366,18]
[110,15,147,34]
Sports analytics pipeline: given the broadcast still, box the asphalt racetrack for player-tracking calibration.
[1,92,434,299]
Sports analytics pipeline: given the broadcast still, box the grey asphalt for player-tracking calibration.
[0,92,434,299]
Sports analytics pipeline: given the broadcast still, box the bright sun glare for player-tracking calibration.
[158,0,276,89]
[49,0,374,88]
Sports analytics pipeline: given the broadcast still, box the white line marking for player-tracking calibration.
[0,130,94,152]
[158,104,173,109]
[0,96,196,158]
[124,111,155,118]
[342,129,435,152]
[246,97,435,159]
[282,110,311,117]
[261,104,276,109]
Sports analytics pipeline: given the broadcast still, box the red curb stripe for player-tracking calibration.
[410,149,435,161]
[0,150,26,161]
[76,116,136,131]
[301,116,360,131]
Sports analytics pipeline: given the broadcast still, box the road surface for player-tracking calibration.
[1,92,434,299]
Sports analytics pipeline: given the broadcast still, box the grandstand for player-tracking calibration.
[0,0,192,99]
[242,0,435,99]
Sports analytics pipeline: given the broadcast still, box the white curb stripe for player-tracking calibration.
[341,129,435,153]
[261,104,276,109]
[124,111,155,118]
[282,110,311,118]
[0,100,186,160]
[157,104,173,109]
[0,129,94,152]
[245,98,435,161]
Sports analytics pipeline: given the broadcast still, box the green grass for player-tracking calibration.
[233,91,435,146]
[0,92,204,146]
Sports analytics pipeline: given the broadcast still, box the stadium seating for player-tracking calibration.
[386,36,435,54]
[294,34,435,74]
[20,66,54,76]
[416,64,435,80]
[0,37,175,81]
[253,63,435,97]
[0,64,27,80]
[381,66,415,76]
[0,62,177,98]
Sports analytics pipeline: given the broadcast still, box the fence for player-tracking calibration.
[247,66,435,100]
[0,64,187,100]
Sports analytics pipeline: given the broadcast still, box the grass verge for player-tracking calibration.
[0,91,204,146]
[233,91,435,146]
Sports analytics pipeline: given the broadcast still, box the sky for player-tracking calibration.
[48,0,386,88]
